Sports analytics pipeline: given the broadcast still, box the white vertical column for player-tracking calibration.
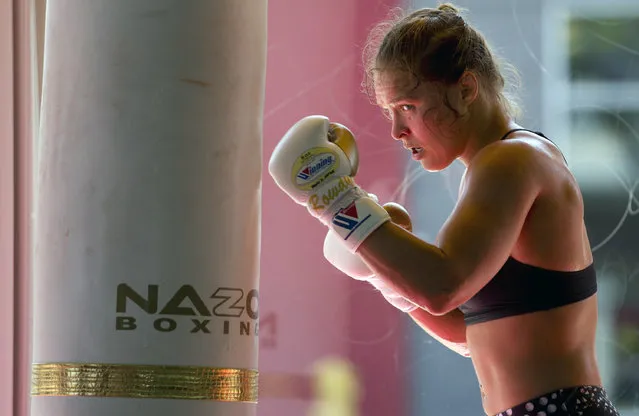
[32,1,267,415]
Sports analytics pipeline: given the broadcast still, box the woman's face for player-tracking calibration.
[374,71,468,172]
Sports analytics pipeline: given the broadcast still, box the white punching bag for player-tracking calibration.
[32,1,266,415]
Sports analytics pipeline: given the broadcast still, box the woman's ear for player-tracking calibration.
[448,71,479,115]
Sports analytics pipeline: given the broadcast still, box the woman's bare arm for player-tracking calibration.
[408,307,470,357]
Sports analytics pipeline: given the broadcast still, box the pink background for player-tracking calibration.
[0,0,15,413]
[2,0,34,415]
[260,0,407,415]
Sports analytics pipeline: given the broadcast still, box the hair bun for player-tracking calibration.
[437,3,460,14]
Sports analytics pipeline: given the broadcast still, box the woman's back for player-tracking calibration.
[466,132,602,414]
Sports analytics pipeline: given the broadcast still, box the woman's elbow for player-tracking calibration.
[414,268,463,315]
[416,293,458,316]
[413,290,459,316]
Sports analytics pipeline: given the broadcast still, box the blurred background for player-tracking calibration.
[2,0,639,415]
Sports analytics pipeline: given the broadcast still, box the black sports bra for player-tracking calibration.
[458,257,598,325]
[458,129,597,325]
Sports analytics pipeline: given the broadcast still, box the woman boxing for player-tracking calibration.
[357,3,619,415]
[268,3,620,416]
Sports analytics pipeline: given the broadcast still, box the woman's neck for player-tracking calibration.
[458,98,516,167]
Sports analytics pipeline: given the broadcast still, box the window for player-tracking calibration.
[569,17,639,82]
[561,7,639,414]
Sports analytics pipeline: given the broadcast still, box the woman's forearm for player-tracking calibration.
[358,221,457,314]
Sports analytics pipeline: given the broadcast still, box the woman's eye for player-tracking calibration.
[400,104,414,112]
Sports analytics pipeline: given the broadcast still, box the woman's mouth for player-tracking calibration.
[410,147,424,160]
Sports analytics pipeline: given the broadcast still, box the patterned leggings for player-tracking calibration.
[494,385,620,416]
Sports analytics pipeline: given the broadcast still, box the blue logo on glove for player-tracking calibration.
[332,201,371,239]
[296,154,334,182]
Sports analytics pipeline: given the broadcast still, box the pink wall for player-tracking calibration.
[0,0,16,414]
[260,0,406,414]
[13,0,35,414]
[3,1,38,415]
[348,3,411,416]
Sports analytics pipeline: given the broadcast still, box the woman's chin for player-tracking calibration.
[419,157,451,172]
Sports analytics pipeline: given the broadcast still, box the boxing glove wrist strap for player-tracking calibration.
[326,193,390,253]
[307,176,390,252]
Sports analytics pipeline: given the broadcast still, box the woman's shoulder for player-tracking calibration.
[461,135,564,198]
[472,133,563,175]
[468,138,538,176]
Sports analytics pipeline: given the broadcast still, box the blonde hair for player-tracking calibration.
[362,3,522,118]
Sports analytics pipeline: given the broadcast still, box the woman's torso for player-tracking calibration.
[465,131,601,415]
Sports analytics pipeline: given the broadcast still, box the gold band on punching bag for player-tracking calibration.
[31,363,259,402]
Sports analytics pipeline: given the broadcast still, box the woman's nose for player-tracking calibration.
[391,119,408,140]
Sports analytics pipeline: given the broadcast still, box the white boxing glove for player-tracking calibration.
[324,229,418,312]
[324,228,374,280]
[269,115,357,206]
[269,115,390,252]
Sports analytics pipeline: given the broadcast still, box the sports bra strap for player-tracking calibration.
[500,128,567,164]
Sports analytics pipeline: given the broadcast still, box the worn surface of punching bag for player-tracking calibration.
[32,1,266,414]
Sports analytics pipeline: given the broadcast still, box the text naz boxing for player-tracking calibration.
[115,284,259,336]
